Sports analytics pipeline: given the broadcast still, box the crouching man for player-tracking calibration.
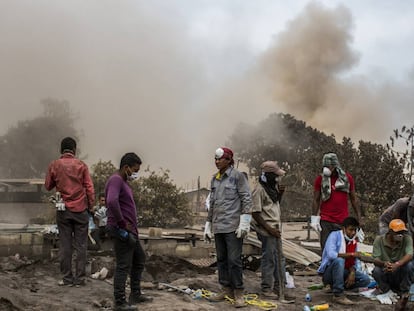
[372,219,414,311]
[317,217,370,305]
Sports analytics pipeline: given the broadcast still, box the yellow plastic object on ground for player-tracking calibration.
[311,303,329,310]
[199,289,277,310]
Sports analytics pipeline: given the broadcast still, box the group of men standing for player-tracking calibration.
[44,137,414,310]
[45,137,151,311]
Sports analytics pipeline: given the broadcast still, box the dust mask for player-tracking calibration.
[128,172,139,181]
[126,167,139,181]
[322,167,332,177]
[344,234,355,242]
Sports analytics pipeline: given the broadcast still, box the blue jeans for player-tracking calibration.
[214,232,244,289]
[372,261,414,293]
[257,233,286,292]
[322,257,370,295]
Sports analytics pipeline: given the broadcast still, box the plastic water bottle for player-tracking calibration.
[305,293,312,302]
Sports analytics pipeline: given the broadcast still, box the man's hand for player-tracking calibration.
[384,261,399,273]
[310,215,322,232]
[268,227,281,238]
[278,185,286,194]
[348,252,361,259]
[204,221,213,243]
[125,222,133,232]
[345,271,356,288]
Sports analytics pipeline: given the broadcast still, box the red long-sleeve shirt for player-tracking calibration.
[45,152,95,212]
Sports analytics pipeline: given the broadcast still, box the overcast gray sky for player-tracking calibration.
[1,0,414,188]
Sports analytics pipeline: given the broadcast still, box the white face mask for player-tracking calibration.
[130,172,139,181]
[126,168,139,181]
[344,234,355,242]
[322,167,332,177]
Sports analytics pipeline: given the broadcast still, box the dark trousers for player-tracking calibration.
[372,261,414,294]
[320,220,341,251]
[214,232,244,290]
[56,209,89,285]
[110,229,146,305]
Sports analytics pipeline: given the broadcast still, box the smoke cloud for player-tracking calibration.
[257,2,414,142]
[0,1,413,187]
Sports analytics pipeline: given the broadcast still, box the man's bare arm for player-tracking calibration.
[312,190,321,215]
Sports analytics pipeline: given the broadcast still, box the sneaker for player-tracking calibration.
[129,293,153,304]
[261,290,279,300]
[113,303,137,311]
[332,295,355,305]
[57,280,73,287]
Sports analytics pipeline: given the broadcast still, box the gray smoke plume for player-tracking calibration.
[257,2,414,142]
[1,1,413,188]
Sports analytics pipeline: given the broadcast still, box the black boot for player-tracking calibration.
[129,292,153,304]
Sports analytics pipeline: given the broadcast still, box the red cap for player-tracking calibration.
[215,147,233,160]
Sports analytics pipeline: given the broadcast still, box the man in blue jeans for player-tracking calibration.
[317,216,370,305]
[251,160,295,301]
[105,152,152,311]
[204,147,252,308]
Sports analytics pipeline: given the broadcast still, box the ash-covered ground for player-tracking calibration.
[0,252,399,311]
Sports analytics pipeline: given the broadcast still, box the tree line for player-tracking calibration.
[1,100,411,238]
[228,113,412,241]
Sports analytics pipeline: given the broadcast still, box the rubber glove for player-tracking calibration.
[376,290,394,305]
[310,215,322,232]
[204,221,213,243]
[356,228,365,243]
[235,214,252,239]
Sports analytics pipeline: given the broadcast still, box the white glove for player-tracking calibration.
[356,228,365,243]
[310,215,322,232]
[204,221,213,243]
[235,214,252,239]
[376,290,394,305]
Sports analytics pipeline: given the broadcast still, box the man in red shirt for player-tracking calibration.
[45,137,95,287]
[311,152,361,250]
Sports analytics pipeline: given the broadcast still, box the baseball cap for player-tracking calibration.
[389,219,407,232]
[261,161,286,176]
